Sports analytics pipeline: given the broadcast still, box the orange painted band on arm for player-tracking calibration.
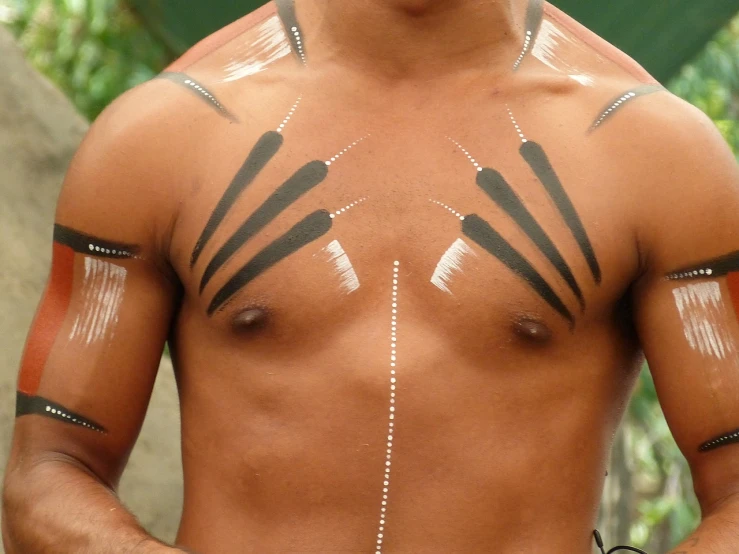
[18,242,75,395]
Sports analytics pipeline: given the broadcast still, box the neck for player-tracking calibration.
[306,0,528,79]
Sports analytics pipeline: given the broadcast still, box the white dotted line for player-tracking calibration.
[277,96,301,133]
[183,79,226,112]
[702,430,739,450]
[291,25,306,64]
[667,268,714,280]
[429,199,465,221]
[507,108,528,143]
[446,137,483,172]
[376,261,400,553]
[87,243,132,257]
[45,405,103,432]
[513,30,533,70]
[330,197,369,219]
[592,92,638,129]
[325,135,370,166]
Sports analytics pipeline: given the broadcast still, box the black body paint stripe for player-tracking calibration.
[699,428,739,452]
[589,85,665,132]
[275,0,306,65]
[54,225,140,259]
[520,141,602,284]
[513,0,544,70]
[190,131,284,268]
[16,392,106,433]
[208,210,333,315]
[477,168,585,310]
[667,251,739,280]
[159,72,238,122]
[199,160,329,293]
[462,214,574,325]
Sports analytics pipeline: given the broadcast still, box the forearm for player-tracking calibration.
[3,456,183,554]
[667,495,739,554]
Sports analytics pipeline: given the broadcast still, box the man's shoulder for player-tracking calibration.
[166,2,278,74]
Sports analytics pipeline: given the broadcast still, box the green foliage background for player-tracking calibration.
[1,1,738,551]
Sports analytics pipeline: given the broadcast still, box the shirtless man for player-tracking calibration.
[4,0,739,552]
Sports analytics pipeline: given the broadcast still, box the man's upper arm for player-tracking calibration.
[633,97,739,511]
[9,83,181,488]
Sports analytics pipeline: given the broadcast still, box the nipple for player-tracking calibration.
[231,307,269,331]
[512,315,553,343]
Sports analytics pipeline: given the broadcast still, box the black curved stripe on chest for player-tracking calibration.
[199,160,329,293]
[520,141,602,284]
[476,168,585,310]
[208,210,333,315]
[190,131,284,268]
[462,214,575,326]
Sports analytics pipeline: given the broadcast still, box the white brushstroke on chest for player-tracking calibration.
[532,19,596,86]
[672,281,736,360]
[70,258,127,345]
[223,15,291,82]
[431,238,476,295]
[321,240,360,294]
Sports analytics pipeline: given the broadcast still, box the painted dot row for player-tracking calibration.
[593,92,639,127]
[377,262,400,552]
[702,430,739,449]
[668,269,714,280]
[183,79,225,111]
[430,199,465,221]
[513,30,534,70]
[507,108,528,143]
[326,136,369,166]
[330,197,369,219]
[277,96,301,133]
[447,137,483,172]
[45,405,103,432]
[291,26,306,64]
[88,244,131,257]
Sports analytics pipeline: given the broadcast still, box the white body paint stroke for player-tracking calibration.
[69,258,127,345]
[431,239,477,295]
[223,15,291,82]
[376,261,400,553]
[531,19,596,87]
[672,282,736,360]
[321,240,360,294]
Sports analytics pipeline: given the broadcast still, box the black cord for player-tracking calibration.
[593,529,649,554]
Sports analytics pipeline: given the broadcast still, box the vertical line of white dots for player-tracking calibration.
[376,260,400,553]
[291,26,306,64]
[513,30,533,70]
[507,108,528,143]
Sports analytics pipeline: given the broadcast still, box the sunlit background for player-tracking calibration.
[0,1,737,552]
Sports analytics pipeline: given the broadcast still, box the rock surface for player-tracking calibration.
[0,27,182,547]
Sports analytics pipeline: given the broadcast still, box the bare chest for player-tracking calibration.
[170,94,639,346]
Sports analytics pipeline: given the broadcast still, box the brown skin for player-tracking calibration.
[4,1,739,552]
